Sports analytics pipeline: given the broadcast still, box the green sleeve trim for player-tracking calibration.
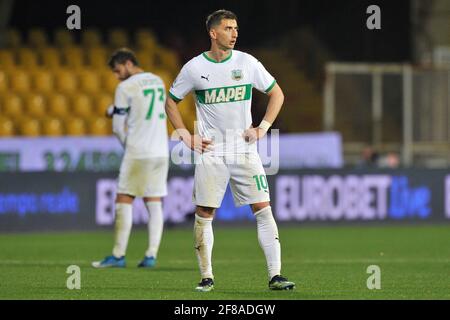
[264,80,276,94]
[169,91,182,102]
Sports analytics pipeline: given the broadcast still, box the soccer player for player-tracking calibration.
[165,10,295,291]
[92,48,169,268]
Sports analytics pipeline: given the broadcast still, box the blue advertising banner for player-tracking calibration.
[0,169,449,232]
[274,170,448,222]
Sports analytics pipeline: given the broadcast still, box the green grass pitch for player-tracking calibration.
[0,225,449,299]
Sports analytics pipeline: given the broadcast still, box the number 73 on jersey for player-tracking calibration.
[143,88,165,120]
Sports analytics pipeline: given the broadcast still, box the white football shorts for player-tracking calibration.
[193,152,270,208]
[117,156,169,197]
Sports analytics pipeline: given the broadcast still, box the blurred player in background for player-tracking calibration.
[165,10,295,291]
[93,48,169,268]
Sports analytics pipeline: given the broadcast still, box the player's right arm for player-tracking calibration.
[165,95,190,140]
[166,64,211,153]
[165,96,211,153]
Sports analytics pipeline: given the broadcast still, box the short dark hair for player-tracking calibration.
[206,9,237,32]
[108,48,139,68]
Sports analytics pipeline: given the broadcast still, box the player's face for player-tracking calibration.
[112,62,132,81]
[211,19,238,50]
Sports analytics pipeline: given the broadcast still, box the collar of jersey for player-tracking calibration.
[202,51,233,63]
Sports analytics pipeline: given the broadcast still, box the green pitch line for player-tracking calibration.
[0,225,449,299]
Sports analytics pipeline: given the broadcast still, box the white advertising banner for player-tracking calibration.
[0,132,342,171]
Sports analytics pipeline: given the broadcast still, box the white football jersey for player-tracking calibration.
[169,50,276,155]
[114,72,169,158]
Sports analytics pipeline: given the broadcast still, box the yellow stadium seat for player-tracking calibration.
[152,69,173,88]
[28,28,48,48]
[55,68,78,94]
[39,47,61,69]
[19,118,41,136]
[81,29,102,48]
[88,117,111,135]
[78,69,101,94]
[157,48,179,74]
[10,69,31,93]
[0,50,16,70]
[2,94,24,120]
[93,92,113,116]
[48,93,70,118]
[135,50,156,71]
[101,70,119,93]
[0,117,15,136]
[71,94,93,118]
[0,70,8,93]
[17,47,39,69]
[32,69,54,94]
[65,117,86,136]
[62,46,84,69]
[108,28,129,48]
[54,29,74,47]
[86,47,107,68]
[135,29,158,50]
[5,29,22,48]
[24,93,46,118]
[42,117,63,136]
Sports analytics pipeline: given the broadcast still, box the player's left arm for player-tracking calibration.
[112,107,128,147]
[261,82,284,129]
[243,83,284,143]
[105,105,114,118]
[111,85,129,147]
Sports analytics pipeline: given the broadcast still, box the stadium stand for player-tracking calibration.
[5,28,21,48]
[3,93,24,120]
[0,70,8,92]
[18,117,41,136]
[9,68,31,93]
[0,28,193,136]
[28,28,49,48]
[93,92,113,117]
[54,28,74,47]
[41,117,64,136]
[65,117,87,136]
[17,47,39,69]
[32,69,55,94]
[55,68,79,94]
[24,93,46,118]
[39,47,62,69]
[47,93,70,118]
[81,29,102,48]
[72,93,93,118]
[0,49,16,69]
[108,28,130,49]
[88,117,112,135]
[0,116,14,136]
[78,69,102,94]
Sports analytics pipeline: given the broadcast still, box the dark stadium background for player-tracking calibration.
[9,0,411,62]
[0,0,449,301]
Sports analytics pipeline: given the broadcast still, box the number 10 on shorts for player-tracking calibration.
[253,174,268,191]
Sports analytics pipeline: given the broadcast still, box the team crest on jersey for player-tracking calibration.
[231,69,243,81]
